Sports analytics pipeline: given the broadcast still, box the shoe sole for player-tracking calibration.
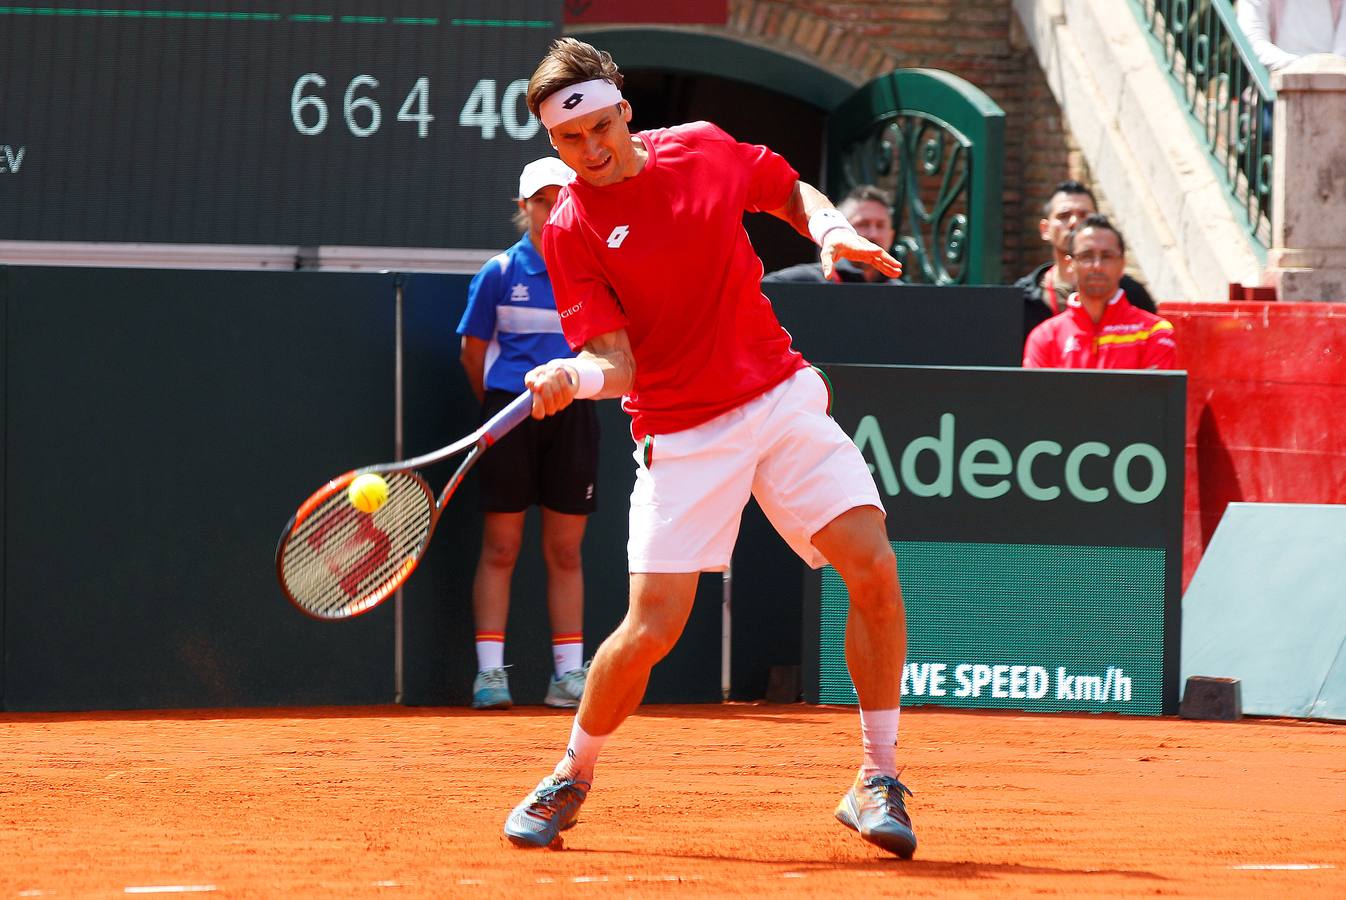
[835,809,917,859]
[472,700,513,710]
[504,820,576,849]
[543,697,579,708]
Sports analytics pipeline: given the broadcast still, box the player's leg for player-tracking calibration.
[568,571,698,737]
[503,571,698,848]
[505,408,754,848]
[811,505,904,710]
[470,510,526,709]
[813,508,915,858]
[540,508,588,707]
[750,368,916,858]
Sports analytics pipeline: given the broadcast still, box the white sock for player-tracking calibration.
[553,719,609,783]
[475,638,504,672]
[552,637,583,677]
[860,707,901,779]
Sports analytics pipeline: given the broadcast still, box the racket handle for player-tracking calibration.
[482,390,535,445]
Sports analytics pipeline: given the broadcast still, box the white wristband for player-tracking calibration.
[554,356,604,399]
[808,208,856,247]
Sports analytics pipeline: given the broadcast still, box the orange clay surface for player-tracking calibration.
[3,704,1345,898]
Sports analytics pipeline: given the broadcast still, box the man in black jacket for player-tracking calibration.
[1015,181,1156,344]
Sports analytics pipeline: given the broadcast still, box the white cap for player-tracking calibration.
[518,157,575,199]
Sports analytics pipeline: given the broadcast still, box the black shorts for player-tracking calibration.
[477,389,600,515]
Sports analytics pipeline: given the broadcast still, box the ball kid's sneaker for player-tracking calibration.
[544,660,590,708]
[472,667,512,710]
[834,771,917,858]
[503,774,590,848]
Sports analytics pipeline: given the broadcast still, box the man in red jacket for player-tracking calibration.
[1023,214,1178,370]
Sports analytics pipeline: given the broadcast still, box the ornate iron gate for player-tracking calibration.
[828,69,1005,286]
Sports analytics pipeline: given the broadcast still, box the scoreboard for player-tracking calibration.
[0,2,560,250]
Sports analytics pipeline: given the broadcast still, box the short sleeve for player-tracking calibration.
[457,255,504,340]
[693,121,799,213]
[543,218,629,351]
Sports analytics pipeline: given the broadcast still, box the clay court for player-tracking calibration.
[4,704,1344,898]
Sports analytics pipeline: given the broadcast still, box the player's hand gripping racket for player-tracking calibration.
[275,390,534,620]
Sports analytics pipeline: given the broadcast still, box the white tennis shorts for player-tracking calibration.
[627,366,884,573]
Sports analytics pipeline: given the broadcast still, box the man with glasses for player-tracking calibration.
[1016,181,1157,345]
[1023,214,1177,369]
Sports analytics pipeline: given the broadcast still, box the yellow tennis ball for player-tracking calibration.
[348,473,389,514]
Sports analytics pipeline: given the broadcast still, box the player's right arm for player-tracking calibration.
[525,328,634,418]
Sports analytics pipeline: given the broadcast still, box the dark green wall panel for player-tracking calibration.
[2,267,397,710]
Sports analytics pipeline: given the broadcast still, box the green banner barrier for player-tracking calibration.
[800,365,1186,715]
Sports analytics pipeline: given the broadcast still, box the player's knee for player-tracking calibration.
[840,544,900,607]
[844,539,896,581]
[621,620,681,667]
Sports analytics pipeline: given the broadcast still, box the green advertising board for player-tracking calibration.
[800,365,1186,715]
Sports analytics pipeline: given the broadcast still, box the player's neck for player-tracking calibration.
[620,134,648,180]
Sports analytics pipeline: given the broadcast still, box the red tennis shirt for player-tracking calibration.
[542,121,808,439]
[1023,291,1178,370]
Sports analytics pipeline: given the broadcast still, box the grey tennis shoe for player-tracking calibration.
[504,774,591,848]
[835,772,917,858]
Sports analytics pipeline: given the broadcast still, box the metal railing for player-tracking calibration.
[1130,0,1276,250]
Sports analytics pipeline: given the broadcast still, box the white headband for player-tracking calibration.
[540,78,624,131]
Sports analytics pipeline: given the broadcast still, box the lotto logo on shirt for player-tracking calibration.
[606,225,630,248]
[510,283,530,303]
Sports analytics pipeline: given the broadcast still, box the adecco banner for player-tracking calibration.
[803,365,1186,715]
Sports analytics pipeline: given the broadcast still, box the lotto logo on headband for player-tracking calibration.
[540,78,624,130]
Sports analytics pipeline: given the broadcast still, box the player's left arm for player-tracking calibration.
[765,181,903,281]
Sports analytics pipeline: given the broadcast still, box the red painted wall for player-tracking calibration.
[1161,302,1346,590]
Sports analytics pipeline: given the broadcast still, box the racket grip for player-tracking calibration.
[482,390,535,445]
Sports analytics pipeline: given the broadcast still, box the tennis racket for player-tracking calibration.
[275,390,534,620]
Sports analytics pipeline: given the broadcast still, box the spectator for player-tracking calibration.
[763,185,902,284]
[1023,214,1178,370]
[457,157,600,711]
[1015,181,1156,344]
[1239,0,1346,71]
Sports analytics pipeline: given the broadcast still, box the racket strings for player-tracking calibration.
[280,472,433,618]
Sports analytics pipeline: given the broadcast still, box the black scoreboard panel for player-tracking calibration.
[0,2,560,248]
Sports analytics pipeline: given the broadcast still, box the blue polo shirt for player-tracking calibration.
[457,234,573,394]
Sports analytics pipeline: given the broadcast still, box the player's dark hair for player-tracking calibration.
[840,184,893,209]
[1044,179,1096,217]
[527,38,625,118]
[1067,213,1126,256]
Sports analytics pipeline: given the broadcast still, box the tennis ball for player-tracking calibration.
[348,473,389,514]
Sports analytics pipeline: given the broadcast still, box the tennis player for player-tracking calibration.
[507,38,917,858]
